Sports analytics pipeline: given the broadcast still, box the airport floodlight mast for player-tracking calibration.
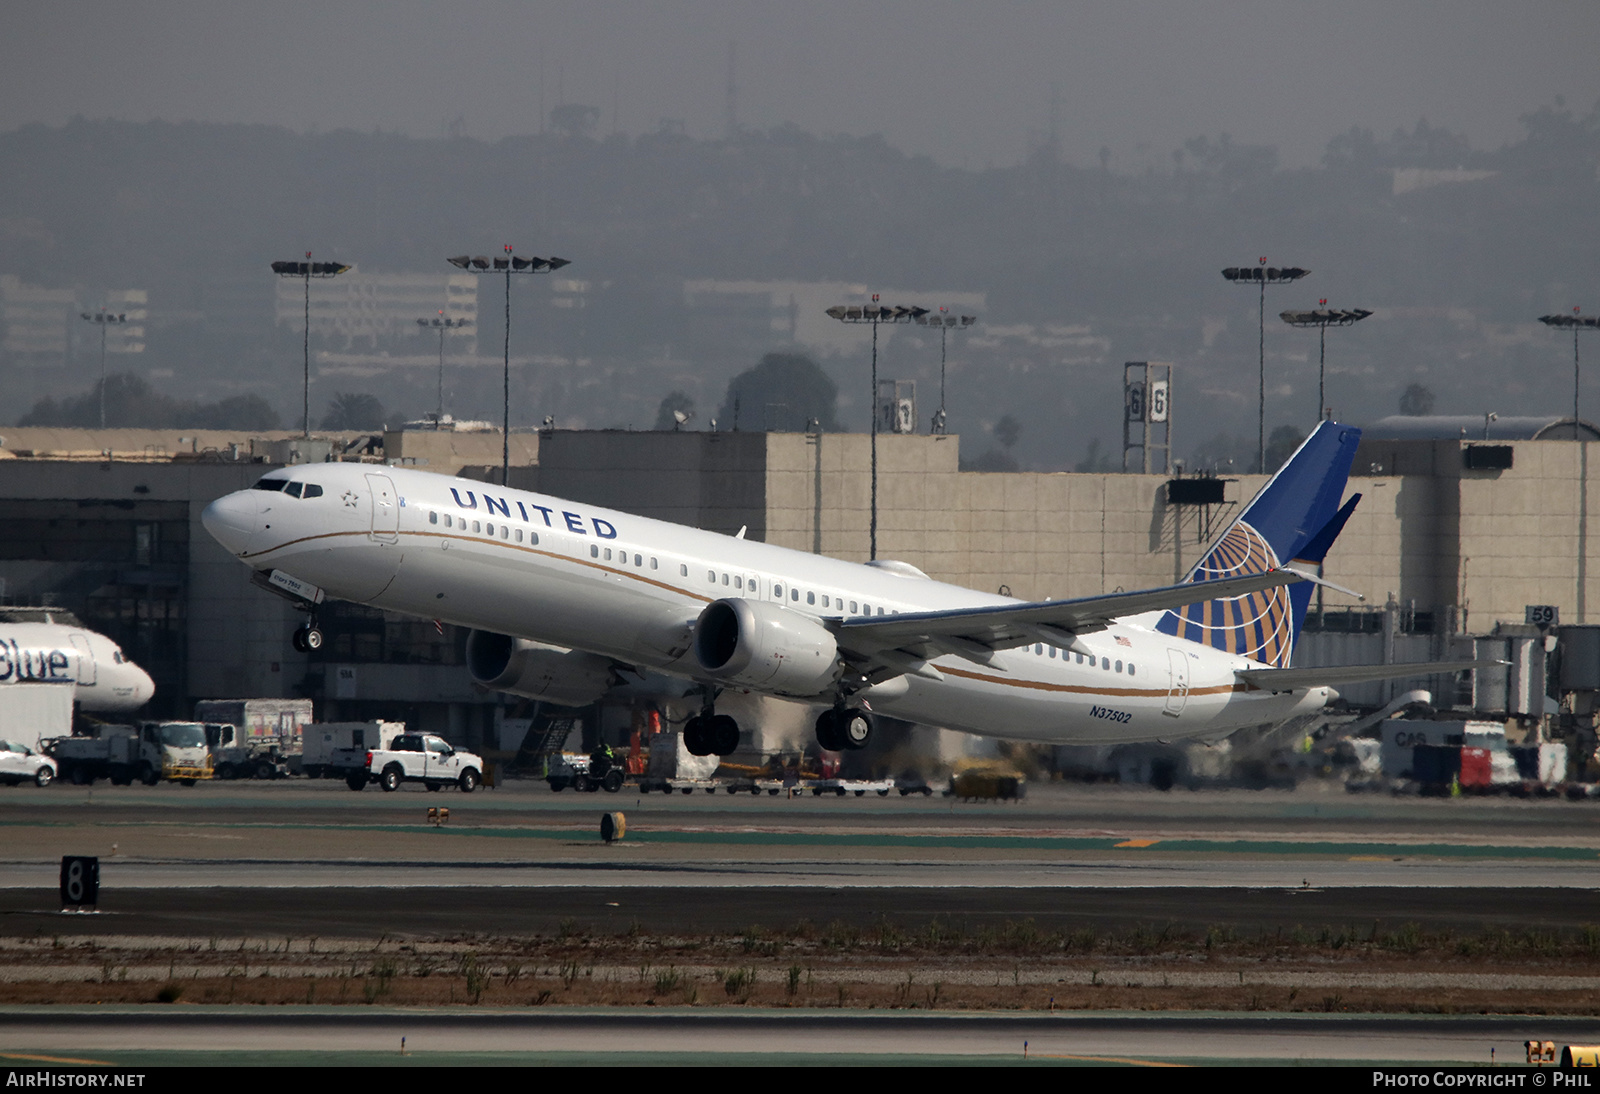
[826,298,930,559]
[914,308,978,434]
[271,254,352,439]
[447,248,570,485]
[1222,259,1309,472]
[77,309,127,430]
[1280,301,1372,424]
[416,312,472,429]
[1538,308,1600,435]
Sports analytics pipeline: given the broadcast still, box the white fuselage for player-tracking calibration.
[202,464,1329,745]
[0,624,155,712]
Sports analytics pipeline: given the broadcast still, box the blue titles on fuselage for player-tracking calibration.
[0,640,73,683]
[448,487,617,539]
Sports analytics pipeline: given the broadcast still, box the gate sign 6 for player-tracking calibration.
[60,856,99,908]
[1127,380,1170,423]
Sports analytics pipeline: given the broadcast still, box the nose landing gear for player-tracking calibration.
[291,620,324,653]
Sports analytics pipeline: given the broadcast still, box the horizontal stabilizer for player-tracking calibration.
[1236,659,1506,691]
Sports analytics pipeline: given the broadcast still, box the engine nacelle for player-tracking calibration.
[465,631,615,707]
[692,598,841,698]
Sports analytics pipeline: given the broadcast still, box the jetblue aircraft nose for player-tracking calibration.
[130,665,156,707]
[202,491,260,556]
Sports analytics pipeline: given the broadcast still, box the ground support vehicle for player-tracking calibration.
[546,752,624,793]
[0,740,56,787]
[48,722,211,786]
[195,699,311,780]
[355,733,483,793]
[811,777,896,797]
[637,777,723,794]
[0,684,73,753]
[302,720,404,781]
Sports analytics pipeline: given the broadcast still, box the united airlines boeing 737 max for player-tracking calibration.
[201,422,1485,755]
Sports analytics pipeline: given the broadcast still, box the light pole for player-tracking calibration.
[1223,259,1308,471]
[271,253,352,438]
[416,312,472,428]
[825,298,929,559]
[915,308,977,434]
[77,309,127,429]
[1538,308,1600,433]
[1279,301,1372,424]
[448,247,570,486]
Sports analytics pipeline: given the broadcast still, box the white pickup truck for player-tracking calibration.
[359,733,483,793]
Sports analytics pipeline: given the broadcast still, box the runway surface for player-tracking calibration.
[0,1010,1593,1066]
[0,780,1595,1066]
[0,779,1593,935]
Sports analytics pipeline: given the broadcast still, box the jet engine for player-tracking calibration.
[692,598,841,698]
[465,631,616,706]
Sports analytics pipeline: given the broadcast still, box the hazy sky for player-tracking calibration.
[7,1,1600,170]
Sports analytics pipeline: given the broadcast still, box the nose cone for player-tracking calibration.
[130,665,156,708]
[202,491,260,556]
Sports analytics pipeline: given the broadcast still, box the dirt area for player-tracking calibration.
[3,920,1597,1014]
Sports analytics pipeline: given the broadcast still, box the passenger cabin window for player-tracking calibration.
[651,558,658,570]
[807,592,815,605]
[592,545,600,558]
[681,564,689,577]
[530,532,539,545]
[774,584,784,599]
[1102,657,1110,670]
[1128,664,1135,676]
[445,515,454,528]
[472,521,481,534]
[429,511,438,525]
[734,576,742,590]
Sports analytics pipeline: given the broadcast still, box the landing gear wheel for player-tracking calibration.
[458,768,479,793]
[840,709,873,751]
[814,710,844,752]
[683,716,713,757]
[709,715,740,757]
[292,625,324,652]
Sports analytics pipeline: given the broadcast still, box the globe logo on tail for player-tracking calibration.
[1160,521,1295,667]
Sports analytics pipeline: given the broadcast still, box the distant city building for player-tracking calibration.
[274,268,478,355]
[0,278,147,361]
[682,279,985,356]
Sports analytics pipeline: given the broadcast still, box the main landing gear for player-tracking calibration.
[683,711,740,757]
[815,706,873,752]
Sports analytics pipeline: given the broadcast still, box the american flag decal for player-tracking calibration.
[1156,521,1295,668]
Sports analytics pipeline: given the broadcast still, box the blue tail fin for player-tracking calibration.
[1155,422,1362,666]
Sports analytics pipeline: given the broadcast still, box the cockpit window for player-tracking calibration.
[252,478,287,492]
[302,484,323,498]
[284,482,304,498]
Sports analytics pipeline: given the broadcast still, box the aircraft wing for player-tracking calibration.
[1235,659,1505,692]
[832,569,1305,677]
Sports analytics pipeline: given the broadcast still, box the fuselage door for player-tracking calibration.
[366,474,399,544]
[69,634,96,686]
[1164,648,1190,717]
